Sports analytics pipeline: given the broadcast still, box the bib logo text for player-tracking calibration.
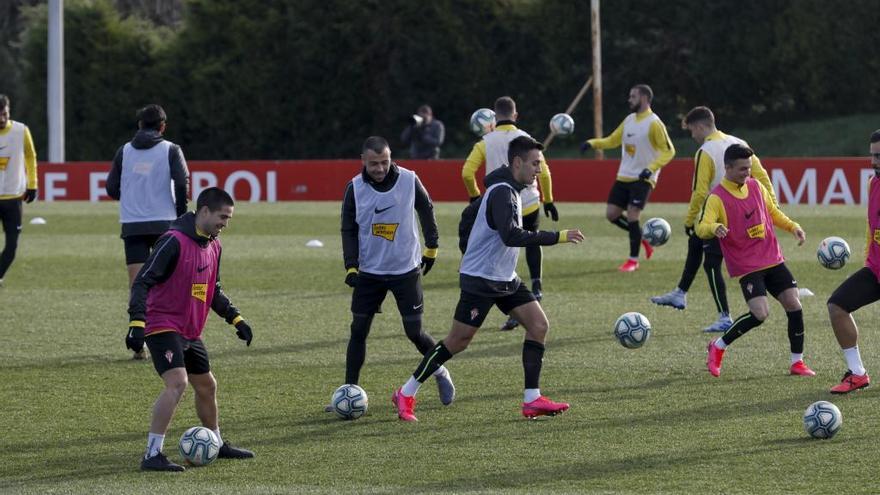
[191,283,207,302]
[747,223,765,239]
[372,223,399,241]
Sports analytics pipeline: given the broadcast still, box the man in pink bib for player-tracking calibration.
[127,187,255,471]
[697,144,814,378]
[825,129,880,394]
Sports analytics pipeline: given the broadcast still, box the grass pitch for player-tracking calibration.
[2,201,880,494]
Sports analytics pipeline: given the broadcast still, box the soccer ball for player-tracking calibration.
[469,108,495,136]
[642,217,672,247]
[331,384,368,420]
[178,426,220,466]
[613,312,651,349]
[549,113,575,136]
[817,236,850,269]
[803,400,842,439]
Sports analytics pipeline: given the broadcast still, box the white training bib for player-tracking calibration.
[460,182,521,282]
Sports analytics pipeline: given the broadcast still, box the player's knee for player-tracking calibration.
[525,316,550,340]
[350,314,372,341]
[166,374,188,398]
[402,317,424,342]
[752,308,770,321]
[827,301,848,318]
[605,212,619,223]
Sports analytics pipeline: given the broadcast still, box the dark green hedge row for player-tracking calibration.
[11,0,879,160]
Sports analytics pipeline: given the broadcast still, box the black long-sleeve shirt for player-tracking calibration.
[128,213,240,324]
[484,166,560,247]
[341,163,439,274]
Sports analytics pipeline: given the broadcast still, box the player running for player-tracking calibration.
[651,106,778,333]
[392,136,584,422]
[579,84,674,272]
[697,144,815,378]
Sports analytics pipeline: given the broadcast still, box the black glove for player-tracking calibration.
[639,168,653,180]
[234,320,253,346]
[543,202,559,221]
[23,189,37,203]
[469,195,481,203]
[579,141,592,154]
[420,256,435,276]
[685,225,696,238]
[126,323,145,352]
[345,269,358,288]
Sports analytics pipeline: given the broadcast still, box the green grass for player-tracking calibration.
[3,201,880,494]
[530,113,880,160]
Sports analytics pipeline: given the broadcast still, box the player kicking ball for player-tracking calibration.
[696,144,815,378]
[127,187,255,471]
[391,136,584,421]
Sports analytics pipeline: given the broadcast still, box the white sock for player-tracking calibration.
[791,353,803,365]
[843,347,867,376]
[401,376,421,397]
[714,339,727,350]
[146,433,165,458]
[629,256,638,261]
[212,428,223,445]
[432,365,449,378]
[524,388,541,403]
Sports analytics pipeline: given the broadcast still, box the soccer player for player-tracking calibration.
[580,84,675,272]
[697,144,814,378]
[651,106,778,333]
[0,94,38,287]
[462,96,559,330]
[338,136,454,405]
[106,104,189,359]
[392,135,584,422]
[825,129,880,394]
[127,187,254,471]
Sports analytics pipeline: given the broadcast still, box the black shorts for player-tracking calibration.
[522,209,539,232]
[827,267,880,313]
[146,331,211,376]
[607,180,652,210]
[123,234,162,265]
[738,263,797,301]
[0,198,23,236]
[453,279,536,328]
[351,271,423,316]
[703,237,722,256]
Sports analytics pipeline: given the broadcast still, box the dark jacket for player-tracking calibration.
[341,162,439,277]
[400,119,445,159]
[106,129,190,237]
[128,212,240,325]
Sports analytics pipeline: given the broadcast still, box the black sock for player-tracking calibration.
[523,339,545,389]
[344,314,374,384]
[526,246,542,285]
[628,221,641,258]
[402,314,436,354]
[721,312,763,346]
[412,341,453,383]
[608,215,629,231]
[786,309,805,354]
[704,253,729,314]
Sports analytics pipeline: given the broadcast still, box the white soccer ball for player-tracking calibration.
[613,312,652,349]
[549,113,575,136]
[178,426,220,466]
[331,384,368,420]
[817,236,851,270]
[642,217,672,247]
[803,400,842,439]
[469,108,495,136]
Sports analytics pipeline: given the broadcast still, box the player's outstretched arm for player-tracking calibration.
[489,188,563,247]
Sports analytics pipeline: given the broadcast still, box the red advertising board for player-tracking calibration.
[35,157,872,204]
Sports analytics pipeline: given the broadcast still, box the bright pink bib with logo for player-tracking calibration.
[866,176,880,281]
[145,230,220,339]
[714,177,783,277]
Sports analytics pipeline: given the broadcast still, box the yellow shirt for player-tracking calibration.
[461,124,553,214]
[0,120,38,199]
[684,130,777,227]
[697,177,799,241]
[586,109,675,185]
